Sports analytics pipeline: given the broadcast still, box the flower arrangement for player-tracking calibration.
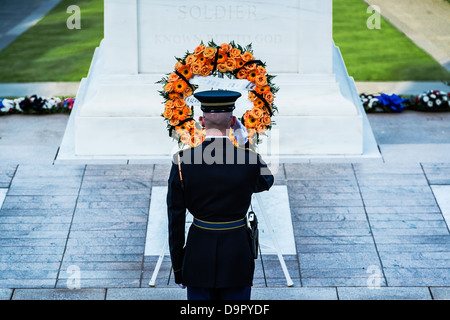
[360,93,408,113]
[0,95,74,115]
[360,90,449,113]
[413,90,449,112]
[157,40,278,147]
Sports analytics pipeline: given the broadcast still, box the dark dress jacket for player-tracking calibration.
[167,137,274,288]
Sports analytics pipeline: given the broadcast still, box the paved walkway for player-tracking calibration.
[364,0,450,71]
[0,158,449,300]
[0,112,450,300]
[0,0,60,52]
[0,82,80,97]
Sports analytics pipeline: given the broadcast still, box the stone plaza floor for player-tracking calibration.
[0,111,449,300]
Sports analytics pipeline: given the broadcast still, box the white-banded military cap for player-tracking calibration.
[194,90,242,113]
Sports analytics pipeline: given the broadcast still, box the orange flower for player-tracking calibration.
[245,63,257,71]
[175,120,194,137]
[218,64,228,73]
[194,44,205,55]
[206,59,215,70]
[254,85,270,94]
[230,48,241,59]
[216,49,227,64]
[237,69,248,79]
[178,65,193,80]
[200,65,211,77]
[246,116,259,129]
[261,114,271,126]
[196,55,207,65]
[255,123,266,134]
[169,92,181,100]
[180,133,191,145]
[183,86,193,98]
[191,130,205,146]
[191,63,202,75]
[220,43,232,53]
[203,47,216,59]
[184,120,195,131]
[264,91,274,104]
[164,82,173,93]
[247,69,258,82]
[235,59,245,69]
[168,72,180,83]
[174,80,187,93]
[243,110,258,128]
[225,58,236,71]
[174,98,186,109]
[251,107,264,119]
[255,74,267,87]
[162,106,173,119]
[165,100,175,110]
[242,51,253,62]
[173,105,192,121]
[253,99,265,109]
[248,91,257,101]
[185,54,196,65]
[174,61,183,71]
[170,118,180,126]
[175,122,188,132]
[175,128,188,137]
[257,66,267,75]
[183,106,192,118]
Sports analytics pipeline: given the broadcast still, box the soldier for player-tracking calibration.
[167,90,274,300]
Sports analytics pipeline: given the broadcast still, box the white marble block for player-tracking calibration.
[58,0,379,161]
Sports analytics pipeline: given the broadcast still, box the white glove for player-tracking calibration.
[232,118,248,145]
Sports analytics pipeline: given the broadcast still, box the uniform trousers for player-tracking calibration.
[187,286,251,300]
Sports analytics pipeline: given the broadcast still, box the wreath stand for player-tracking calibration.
[149,193,294,288]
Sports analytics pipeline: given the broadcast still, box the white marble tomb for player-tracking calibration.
[58,0,379,162]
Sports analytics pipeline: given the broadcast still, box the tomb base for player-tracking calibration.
[58,41,379,162]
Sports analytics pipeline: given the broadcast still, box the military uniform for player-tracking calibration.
[167,90,274,300]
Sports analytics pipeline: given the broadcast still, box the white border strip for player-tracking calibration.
[0,188,7,209]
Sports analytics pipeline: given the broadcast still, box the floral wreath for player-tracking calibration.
[157,40,278,147]
[360,90,450,113]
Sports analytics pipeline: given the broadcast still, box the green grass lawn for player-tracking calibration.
[0,0,103,82]
[0,0,448,82]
